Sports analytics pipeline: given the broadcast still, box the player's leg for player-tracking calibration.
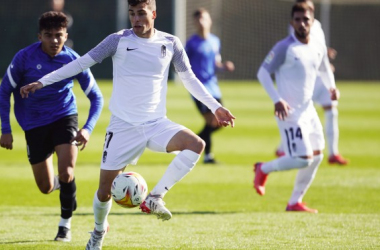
[141,119,204,220]
[253,119,314,196]
[194,99,222,163]
[313,77,348,165]
[52,115,79,242]
[286,115,325,213]
[323,105,348,165]
[26,123,58,194]
[86,115,145,248]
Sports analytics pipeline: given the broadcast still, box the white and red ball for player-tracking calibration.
[111,172,148,208]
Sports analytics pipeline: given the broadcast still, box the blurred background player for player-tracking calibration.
[0,11,103,241]
[276,0,348,166]
[185,8,235,164]
[51,0,74,48]
[255,2,339,213]
[19,1,235,249]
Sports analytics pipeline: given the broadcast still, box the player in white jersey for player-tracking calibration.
[254,2,340,213]
[276,0,348,165]
[20,0,235,249]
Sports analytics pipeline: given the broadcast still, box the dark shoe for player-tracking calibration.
[54,226,71,242]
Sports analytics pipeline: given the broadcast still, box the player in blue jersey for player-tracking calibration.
[185,8,235,164]
[0,12,103,241]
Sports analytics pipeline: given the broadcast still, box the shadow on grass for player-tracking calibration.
[43,211,239,217]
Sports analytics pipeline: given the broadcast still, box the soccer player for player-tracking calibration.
[0,12,103,241]
[19,1,235,249]
[185,8,235,164]
[276,0,348,165]
[254,2,339,213]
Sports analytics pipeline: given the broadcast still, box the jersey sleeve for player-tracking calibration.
[0,53,24,134]
[260,40,288,74]
[318,47,336,89]
[170,36,192,73]
[75,69,104,133]
[88,33,121,63]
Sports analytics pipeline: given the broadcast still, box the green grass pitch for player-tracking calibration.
[1,81,379,249]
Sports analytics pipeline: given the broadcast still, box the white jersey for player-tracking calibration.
[38,29,221,125]
[259,34,333,121]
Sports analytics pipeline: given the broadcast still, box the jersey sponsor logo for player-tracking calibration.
[126,47,138,51]
[36,64,42,70]
[265,51,275,64]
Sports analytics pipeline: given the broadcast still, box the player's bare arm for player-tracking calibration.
[214,107,235,127]
[274,100,291,121]
[0,133,13,150]
[20,81,44,98]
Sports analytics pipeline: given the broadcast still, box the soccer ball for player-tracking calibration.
[111,172,148,208]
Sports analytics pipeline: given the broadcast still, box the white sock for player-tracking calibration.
[261,156,312,174]
[325,108,339,156]
[151,150,200,197]
[53,175,61,191]
[93,191,112,232]
[288,154,323,205]
[58,217,71,229]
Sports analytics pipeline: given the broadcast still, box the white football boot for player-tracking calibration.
[139,194,172,221]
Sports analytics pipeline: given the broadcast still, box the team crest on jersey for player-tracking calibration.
[265,51,275,64]
[36,64,42,70]
[161,45,166,57]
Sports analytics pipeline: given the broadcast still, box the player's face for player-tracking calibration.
[291,10,313,42]
[129,3,156,38]
[38,28,68,57]
[194,12,212,32]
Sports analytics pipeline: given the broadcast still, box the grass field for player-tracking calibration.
[1,81,380,249]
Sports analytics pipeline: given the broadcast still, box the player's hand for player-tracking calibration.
[214,107,235,128]
[223,61,235,72]
[70,129,90,151]
[274,100,291,120]
[20,82,43,98]
[330,88,340,101]
[328,47,337,60]
[0,133,13,150]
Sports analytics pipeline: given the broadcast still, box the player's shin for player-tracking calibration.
[59,178,77,220]
[151,150,200,197]
[93,191,112,232]
[325,108,339,156]
[288,154,323,205]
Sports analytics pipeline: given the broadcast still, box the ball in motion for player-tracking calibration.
[111,172,148,208]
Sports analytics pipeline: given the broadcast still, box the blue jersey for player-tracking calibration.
[0,42,103,134]
[185,34,222,98]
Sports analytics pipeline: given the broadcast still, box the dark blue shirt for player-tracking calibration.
[185,34,222,98]
[0,42,103,134]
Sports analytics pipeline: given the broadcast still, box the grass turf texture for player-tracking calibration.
[1,81,379,249]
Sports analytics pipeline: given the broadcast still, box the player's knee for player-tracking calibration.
[37,182,54,194]
[293,157,313,168]
[58,168,75,183]
[97,188,112,202]
[195,137,206,154]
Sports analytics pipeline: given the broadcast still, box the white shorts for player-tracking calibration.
[101,115,186,170]
[312,76,338,107]
[277,112,325,157]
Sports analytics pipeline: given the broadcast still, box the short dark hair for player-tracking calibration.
[193,8,208,18]
[128,0,156,10]
[291,2,314,17]
[39,11,68,32]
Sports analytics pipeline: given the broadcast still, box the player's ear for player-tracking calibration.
[152,10,156,19]
[38,33,42,41]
